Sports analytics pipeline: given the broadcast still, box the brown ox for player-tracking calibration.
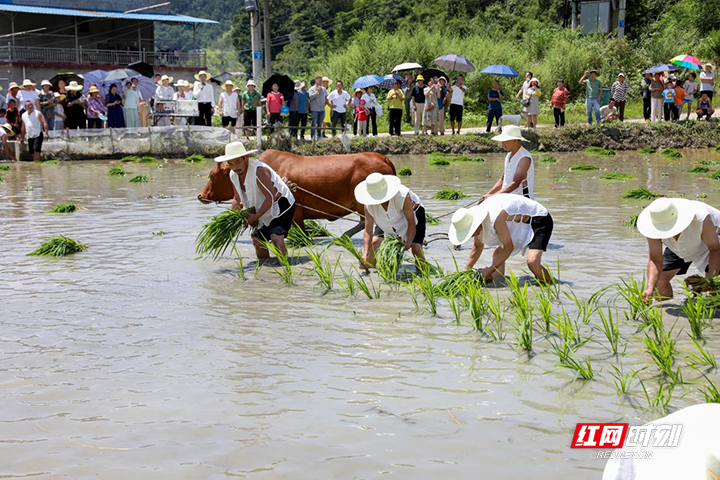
[198,149,396,236]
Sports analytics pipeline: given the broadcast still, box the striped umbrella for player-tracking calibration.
[379,74,405,90]
[434,54,475,73]
[670,54,702,70]
[352,75,383,89]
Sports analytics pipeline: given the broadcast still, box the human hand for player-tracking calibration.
[642,288,654,305]
[404,241,412,251]
[247,213,259,227]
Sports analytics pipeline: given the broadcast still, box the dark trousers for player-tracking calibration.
[663,103,677,121]
[389,108,402,136]
[643,97,651,120]
[197,102,212,126]
[404,94,412,123]
[616,100,626,121]
[298,113,308,138]
[289,110,299,138]
[331,111,346,135]
[368,109,377,136]
[486,107,502,132]
[553,108,565,127]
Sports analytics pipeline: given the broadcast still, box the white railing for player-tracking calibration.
[1,45,206,68]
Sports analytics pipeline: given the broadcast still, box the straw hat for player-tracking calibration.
[353,173,402,206]
[354,88,363,94]
[174,79,189,87]
[294,80,301,90]
[246,79,256,87]
[41,79,52,87]
[637,198,700,240]
[158,74,174,84]
[492,125,525,142]
[22,79,36,87]
[321,76,331,83]
[88,85,101,95]
[448,205,487,246]
[1,123,15,137]
[53,92,66,102]
[416,75,425,81]
[705,63,713,68]
[214,141,259,163]
[195,70,211,81]
[223,80,235,88]
[66,81,83,91]
[8,82,18,90]
[618,72,626,77]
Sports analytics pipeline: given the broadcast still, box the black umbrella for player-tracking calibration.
[49,72,83,91]
[128,61,154,78]
[420,68,450,83]
[262,74,294,97]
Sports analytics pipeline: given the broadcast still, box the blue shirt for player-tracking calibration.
[488,88,503,109]
[297,90,309,114]
[438,86,447,110]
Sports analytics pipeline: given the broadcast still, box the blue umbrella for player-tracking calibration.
[645,64,679,74]
[353,75,382,89]
[479,64,519,78]
[435,54,476,73]
[379,74,405,90]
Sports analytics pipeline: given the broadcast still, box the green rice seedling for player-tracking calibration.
[556,353,594,380]
[337,267,358,297]
[639,147,657,155]
[28,236,86,256]
[231,243,245,280]
[452,156,484,162]
[415,264,438,315]
[286,224,315,248]
[376,236,405,284]
[45,203,78,213]
[429,157,450,166]
[139,156,157,163]
[331,234,366,265]
[120,155,139,163]
[711,171,720,181]
[623,214,640,228]
[0,175,3,183]
[0,164,12,171]
[684,336,718,371]
[564,290,593,324]
[597,307,622,355]
[532,286,554,334]
[441,290,463,324]
[463,282,488,331]
[485,292,506,341]
[435,270,484,297]
[644,331,677,379]
[307,248,336,292]
[108,166,128,176]
[599,173,635,180]
[584,146,616,156]
[263,240,294,285]
[195,208,252,259]
[660,148,682,158]
[551,307,588,350]
[397,166,412,176]
[425,213,441,226]
[538,155,558,163]
[129,175,149,183]
[682,284,713,340]
[305,220,331,237]
[609,365,641,395]
[616,276,649,322]
[623,188,659,200]
[515,312,534,353]
[701,375,720,403]
[35,159,59,164]
[569,164,599,171]
[185,154,205,163]
[353,271,379,299]
[688,165,710,174]
[699,159,720,166]
[639,378,674,415]
[404,279,421,310]
[432,189,466,200]
[153,231,164,236]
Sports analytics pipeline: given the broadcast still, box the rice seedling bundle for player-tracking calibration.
[0,164,12,171]
[700,159,720,166]
[599,173,634,180]
[639,147,657,154]
[108,167,128,176]
[35,159,59,164]
[429,157,450,166]
[569,164,598,171]
[195,208,252,259]
[711,171,720,181]
[688,166,710,174]
[120,156,139,163]
[452,156,484,162]
[46,203,78,213]
[139,156,158,163]
[435,270,484,297]
[397,166,412,176]
[584,146,616,156]
[539,155,558,163]
[28,236,86,256]
[286,219,332,249]
[623,188,659,200]
[129,175,149,183]
[185,154,205,163]
[432,189,466,200]
[623,214,640,228]
[425,213,441,226]
[660,148,682,158]
[375,236,405,281]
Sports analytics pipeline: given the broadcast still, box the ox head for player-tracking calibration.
[198,161,234,204]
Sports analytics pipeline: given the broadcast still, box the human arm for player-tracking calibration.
[484,157,531,198]
[20,118,26,142]
[643,238,664,303]
[483,174,505,199]
[2,136,12,160]
[465,234,485,270]
[480,211,513,281]
[265,94,271,115]
[402,195,416,250]
[39,113,49,139]
[361,210,375,269]
[579,71,588,85]
[231,188,243,211]
[597,81,603,103]
[247,167,278,226]
[702,216,720,278]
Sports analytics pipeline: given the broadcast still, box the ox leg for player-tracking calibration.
[342,220,365,238]
[292,208,305,231]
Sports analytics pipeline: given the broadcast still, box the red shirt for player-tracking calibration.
[550,87,569,109]
[356,106,367,121]
[266,92,283,113]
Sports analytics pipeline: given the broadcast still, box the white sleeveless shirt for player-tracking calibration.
[229,159,295,228]
[662,201,720,273]
[367,185,422,242]
[502,146,534,199]
[480,194,548,256]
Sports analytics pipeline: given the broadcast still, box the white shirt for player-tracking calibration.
[700,71,715,92]
[193,81,214,104]
[155,84,174,101]
[600,105,618,119]
[481,194,549,257]
[327,90,351,113]
[684,80,697,98]
[502,146,534,199]
[219,91,240,117]
[662,201,720,274]
[54,103,65,121]
[22,110,43,138]
[228,159,295,228]
[361,92,378,110]
[450,84,466,105]
[366,185,422,243]
[18,89,39,108]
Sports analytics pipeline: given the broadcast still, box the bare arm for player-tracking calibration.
[481,212,513,281]
[231,188,243,211]
[483,175,505,199]
[362,209,375,269]
[494,157,531,196]
[579,71,588,85]
[702,216,720,278]
[465,234,485,270]
[643,238,664,303]
[402,195,416,250]
[39,114,49,138]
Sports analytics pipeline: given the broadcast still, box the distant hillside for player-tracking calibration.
[155,0,241,50]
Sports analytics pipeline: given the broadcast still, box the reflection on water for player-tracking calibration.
[1,150,719,478]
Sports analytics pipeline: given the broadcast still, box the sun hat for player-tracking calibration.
[158,74,174,84]
[174,79,189,87]
[194,70,211,81]
[705,63,713,68]
[354,172,402,206]
[1,123,15,137]
[53,92,66,102]
[294,80,301,90]
[41,79,52,87]
[530,77,539,85]
[22,79,36,87]
[448,205,487,246]
[354,88,363,94]
[8,82,18,90]
[416,75,425,81]
[88,85,101,94]
[246,79,256,87]
[491,125,525,142]
[66,81,83,91]
[618,72,626,77]
[322,76,331,83]
[223,80,235,88]
[637,198,699,239]
[589,69,598,74]
[299,80,306,89]
[214,141,259,163]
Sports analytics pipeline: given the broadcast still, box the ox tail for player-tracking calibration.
[382,155,396,175]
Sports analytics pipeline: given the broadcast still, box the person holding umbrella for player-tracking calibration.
[650,72,664,122]
[486,79,504,133]
[403,74,414,125]
[641,72,653,121]
[64,81,86,129]
[122,80,141,128]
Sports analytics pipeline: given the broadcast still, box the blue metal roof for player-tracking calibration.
[0,3,218,24]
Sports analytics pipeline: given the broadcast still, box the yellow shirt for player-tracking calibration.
[387,89,405,109]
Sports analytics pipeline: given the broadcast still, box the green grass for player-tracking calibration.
[195,208,252,259]
[0,164,12,171]
[429,157,450,166]
[569,164,598,171]
[623,188,660,200]
[688,166,711,174]
[108,167,128,176]
[129,175,149,183]
[715,145,720,152]
[35,159,59,164]
[397,166,412,176]
[639,147,657,155]
[120,156,139,163]
[45,203,78,213]
[660,148,682,158]
[538,155,558,163]
[584,146,615,156]
[432,189,466,200]
[185,154,205,163]
[28,236,86,256]
[599,172,634,180]
[425,213,442,226]
[139,156,158,163]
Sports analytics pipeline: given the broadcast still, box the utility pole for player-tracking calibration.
[570,0,578,30]
[617,0,627,39]
[263,0,271,77]
[245,0,263,148]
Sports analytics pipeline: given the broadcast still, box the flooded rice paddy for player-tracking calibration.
[1,149,720,479]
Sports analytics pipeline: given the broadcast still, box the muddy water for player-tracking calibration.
[1,150,719,479]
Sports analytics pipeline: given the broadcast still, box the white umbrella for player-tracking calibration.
[392,62,422,72]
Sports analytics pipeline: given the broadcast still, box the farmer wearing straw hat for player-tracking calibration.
[449,193,554,283]
[218,80,241,133]
[6,82,20,106]
[637,198,720,303]
[193,70,214,126]
[0,123,15,160]
[354,172,426,269]
[215,141,296,259]
[481,125,534,200]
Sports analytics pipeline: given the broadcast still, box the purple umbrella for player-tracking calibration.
[434,54,476,73]
[130,75,157,102]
